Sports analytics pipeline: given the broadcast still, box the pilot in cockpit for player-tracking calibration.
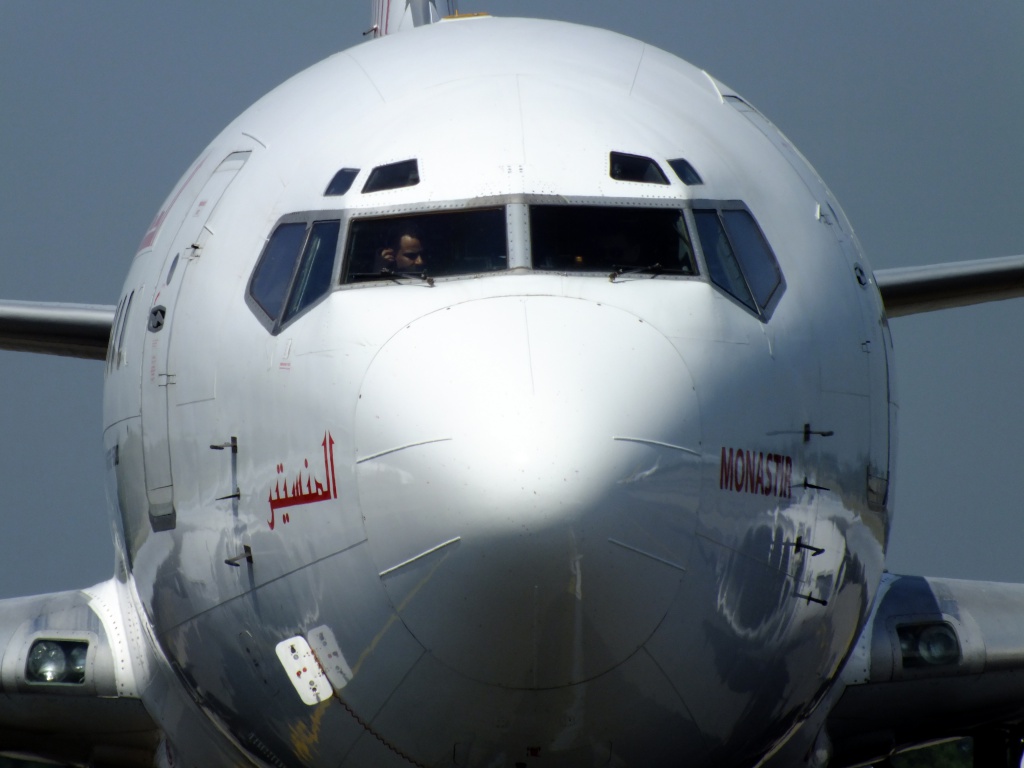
[376,223,427,274]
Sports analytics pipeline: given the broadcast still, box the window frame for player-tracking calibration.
[243,195,786,336]
[528,203,701,279]
[337,201,516,289]
[687,200,786,321]
[245,210,345,335]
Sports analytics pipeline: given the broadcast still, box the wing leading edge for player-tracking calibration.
[2,254,1023,362]
[0,300,115,360]
[875,254,1024,318]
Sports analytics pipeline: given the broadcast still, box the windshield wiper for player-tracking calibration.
[609,263,663,282]
[400,269,434,287]
[348,270,434,286]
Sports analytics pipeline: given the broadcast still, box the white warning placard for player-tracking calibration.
[308,625,353,690]
[275,635,333,705]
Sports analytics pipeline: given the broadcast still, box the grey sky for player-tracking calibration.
[1,1,1022,600]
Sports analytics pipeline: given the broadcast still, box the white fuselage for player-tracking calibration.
[101,17,893,767]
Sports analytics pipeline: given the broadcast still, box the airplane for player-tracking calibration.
[2,1,1024,768]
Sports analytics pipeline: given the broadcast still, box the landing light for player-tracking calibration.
[897,623,960,668]
[26,639,88,684]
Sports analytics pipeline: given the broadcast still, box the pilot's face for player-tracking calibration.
[393,235,425,271]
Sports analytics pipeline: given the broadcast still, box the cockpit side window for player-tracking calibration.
[284,220,341,322]
[341,208,507,283]
[693,206,783,315]
[693,210,756,311]
[248,216,344,333]
[249,222,308,321]
[720,210,782,309]
[530,206,697,275]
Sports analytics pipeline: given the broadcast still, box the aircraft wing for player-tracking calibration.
[0,300,115,360]
[827,573,1024,767]
[3,253,1024,359]
[0,579,158,766]
[875,254,1024,318]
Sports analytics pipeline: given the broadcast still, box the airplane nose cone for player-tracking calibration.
[355,296,701,689]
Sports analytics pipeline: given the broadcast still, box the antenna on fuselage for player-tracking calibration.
[368,0,458,38]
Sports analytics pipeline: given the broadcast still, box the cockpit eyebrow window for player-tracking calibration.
[693,207,783,314]
[668,158,703,186]
[609,152,670,185]
[362,159,420,193]
[325,168,360,196]
[530,206,697,276]
[342,208,508,283]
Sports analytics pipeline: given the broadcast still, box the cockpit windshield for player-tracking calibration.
[247,198,784,336]
[342,208,507,283]
[530,206,697,275]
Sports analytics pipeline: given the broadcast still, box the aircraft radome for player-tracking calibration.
[2,1,1024,768]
